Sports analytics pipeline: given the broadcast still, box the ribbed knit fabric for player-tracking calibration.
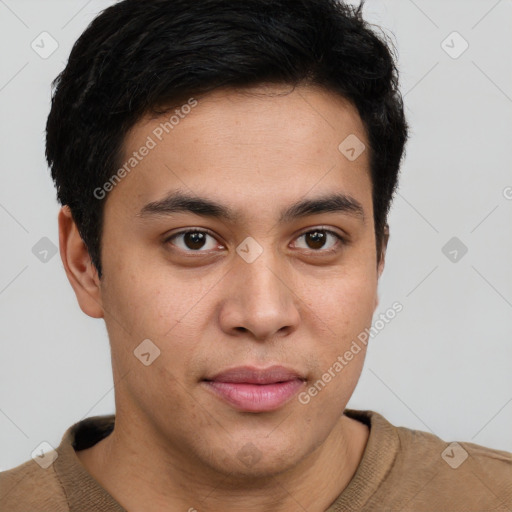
[1,409,510,511]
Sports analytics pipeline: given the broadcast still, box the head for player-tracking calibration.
[48,0,408,479]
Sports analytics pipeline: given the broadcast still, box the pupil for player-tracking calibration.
[185,232,206,250]
[307,231,325,249]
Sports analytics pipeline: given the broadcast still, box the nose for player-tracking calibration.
[218,249,301,341]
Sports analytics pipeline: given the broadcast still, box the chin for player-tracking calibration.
[198,434,310,481]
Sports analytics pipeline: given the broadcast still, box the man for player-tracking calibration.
[1,0,510,510]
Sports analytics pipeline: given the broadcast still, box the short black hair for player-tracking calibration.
[46,0,408,279]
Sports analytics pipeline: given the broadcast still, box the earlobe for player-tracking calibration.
[58,206,104,319]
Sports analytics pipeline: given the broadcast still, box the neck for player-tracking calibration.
[76,411,369,512]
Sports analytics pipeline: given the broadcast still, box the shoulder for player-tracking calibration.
[0,458,68,512]
[374,414,512,510]
[395,423,512,476]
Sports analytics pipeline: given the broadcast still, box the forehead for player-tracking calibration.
[105,84,372,220]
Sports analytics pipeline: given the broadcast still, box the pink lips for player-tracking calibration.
[203,365,306,412]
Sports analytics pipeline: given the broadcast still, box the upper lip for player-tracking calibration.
[204,365,305,384]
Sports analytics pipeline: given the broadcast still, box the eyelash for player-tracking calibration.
[163,227,346,255]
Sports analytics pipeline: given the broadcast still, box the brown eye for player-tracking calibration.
[304,231,327,250]
[293,229,343,252]
[166,230,221,252]
[183,232,207,250]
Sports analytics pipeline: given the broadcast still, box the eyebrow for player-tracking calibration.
[137,190,365,223]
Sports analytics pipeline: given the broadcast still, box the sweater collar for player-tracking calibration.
[53,409,398,511]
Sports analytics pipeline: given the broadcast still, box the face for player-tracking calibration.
[66,84,385,478]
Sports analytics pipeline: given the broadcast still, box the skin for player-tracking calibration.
[60,83,388,512]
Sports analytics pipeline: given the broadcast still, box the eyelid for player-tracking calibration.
[163,228,224,252]
[291,226,347,251]
[165,227,218,239]
[294,225,347,240]
[164,225,347,254]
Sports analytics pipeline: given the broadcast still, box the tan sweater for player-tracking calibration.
[1,409,511,511]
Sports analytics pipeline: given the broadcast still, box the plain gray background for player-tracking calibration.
[1,0,511,471]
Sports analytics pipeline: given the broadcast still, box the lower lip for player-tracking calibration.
[203,379,305,412]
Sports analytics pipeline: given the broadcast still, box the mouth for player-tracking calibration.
[202,365,306,412]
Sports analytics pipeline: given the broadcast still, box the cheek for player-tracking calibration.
[298,265,377,396]
[304,266,377,332]
[297,278,373,414]
[100,264,222,394]
[102,260,217,340]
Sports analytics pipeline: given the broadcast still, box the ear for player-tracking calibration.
[374,223,390,311]
[377,223,389,279]
[58,205,104,318]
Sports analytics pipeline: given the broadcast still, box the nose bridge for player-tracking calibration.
[241,251,287,304]
[220,239,300,339]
